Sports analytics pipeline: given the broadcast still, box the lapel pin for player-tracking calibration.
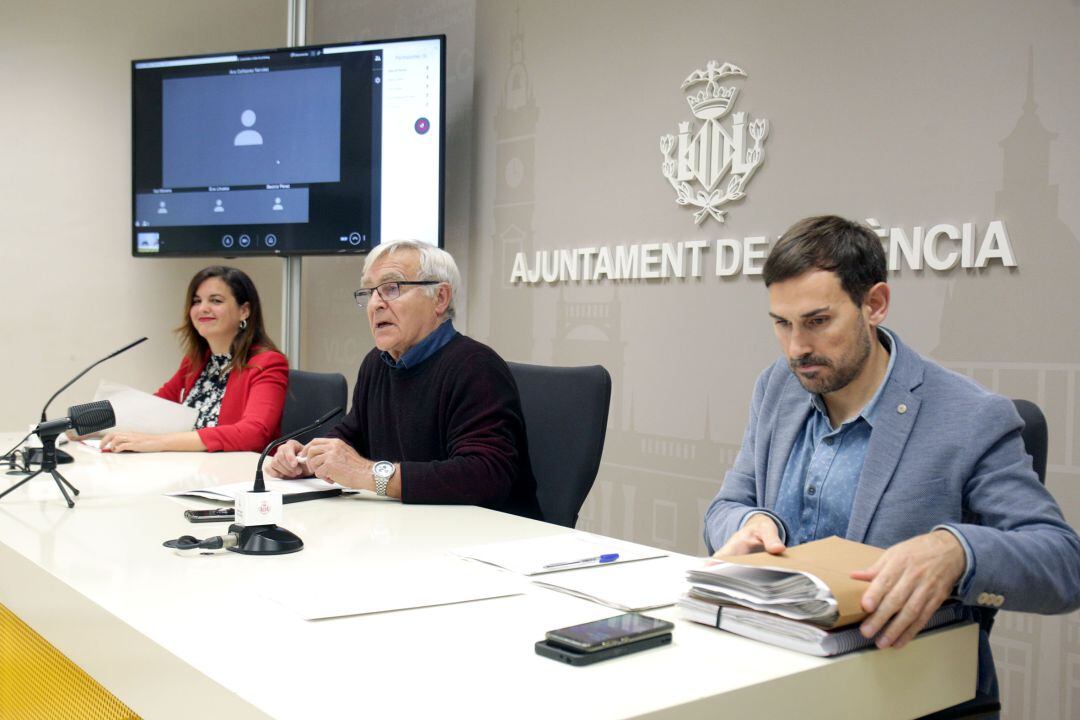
[897,404,908,414]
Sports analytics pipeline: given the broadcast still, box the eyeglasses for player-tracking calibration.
[353,280,441,309]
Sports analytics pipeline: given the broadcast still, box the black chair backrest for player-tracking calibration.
[1013,398,1048,485]
[508,362,612,528]
[281,370,348,445]
[919,399,1049,720]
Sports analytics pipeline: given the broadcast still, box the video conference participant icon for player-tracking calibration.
[234,109,263,147]
[214,199,225,213]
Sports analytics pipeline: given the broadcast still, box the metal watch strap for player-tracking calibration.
[373,460,394,497]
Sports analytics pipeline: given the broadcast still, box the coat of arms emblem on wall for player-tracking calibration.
[660,60,770,225]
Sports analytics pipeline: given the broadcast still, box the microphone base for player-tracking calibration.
[226,523,303,555]
[26,447,75,466]
[3,446,75,475]
[0,435,79,508]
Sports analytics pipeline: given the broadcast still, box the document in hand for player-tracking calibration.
[681,536,967,656]
[677,594,965,657]
[93,380,197,434]
[686,536,883,628]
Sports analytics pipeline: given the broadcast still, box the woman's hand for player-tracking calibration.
[100,431,165,453]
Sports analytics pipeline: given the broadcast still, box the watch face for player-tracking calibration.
[373,461,394,478]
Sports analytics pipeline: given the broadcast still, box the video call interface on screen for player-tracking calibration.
[132,37,443,256]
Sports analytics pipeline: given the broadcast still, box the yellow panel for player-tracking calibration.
[0,601,139,720]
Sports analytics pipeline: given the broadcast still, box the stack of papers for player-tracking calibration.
[686,536,882,627]
[679,536,967,655]
[678,594,965,657]
[686,564,837,622]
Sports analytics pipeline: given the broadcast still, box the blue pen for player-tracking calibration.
[542,553,620,569]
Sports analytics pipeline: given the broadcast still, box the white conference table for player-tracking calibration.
[0,436,977,719]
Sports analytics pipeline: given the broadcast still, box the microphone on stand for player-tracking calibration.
[5,337,147,470]
[36,400,117,438]
[0,400,116,508]
[38,338,148,424]
[228,406,343,556]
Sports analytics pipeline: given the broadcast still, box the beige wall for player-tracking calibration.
[0,0,287,429]
[466,2,1080,718]
[307,1,1078,717]
[4,0,1079,716]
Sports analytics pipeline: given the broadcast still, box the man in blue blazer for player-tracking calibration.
[704,215,1080,703]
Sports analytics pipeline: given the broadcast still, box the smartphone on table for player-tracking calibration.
[535,613,674,666]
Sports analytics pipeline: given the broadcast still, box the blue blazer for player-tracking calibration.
[704,330,1080,696]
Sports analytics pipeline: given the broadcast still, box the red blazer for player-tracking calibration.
[154,349,289,452]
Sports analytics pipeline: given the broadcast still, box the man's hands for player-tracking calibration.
[267,438,376,492]
[712,518,967,651]
[267,439,311,478]
[713,513,786,558]
[305,438,374,491]
[851,530,966,649]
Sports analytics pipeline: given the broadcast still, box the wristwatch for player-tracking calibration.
[372,460,395,497]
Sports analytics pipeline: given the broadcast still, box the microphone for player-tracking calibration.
[0,400,116,509]
[253,406,342,492]
[35,401,116,438]
[229,406,343,556]
[5,337,147,469]
[38,337,147,424]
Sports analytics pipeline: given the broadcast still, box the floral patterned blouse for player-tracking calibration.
[184,353,232,429]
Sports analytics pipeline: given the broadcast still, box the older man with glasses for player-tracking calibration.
[269,240,541,519]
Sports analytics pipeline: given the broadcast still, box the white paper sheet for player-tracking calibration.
[262,558,527,620]
[93,380,198,435]
[451,530,668,576]
[166,477,352,503]
[531,553,699,611]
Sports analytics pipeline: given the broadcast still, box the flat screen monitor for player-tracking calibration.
[131,35,444,256]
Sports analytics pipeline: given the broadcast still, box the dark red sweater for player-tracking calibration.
[331,334,541,519]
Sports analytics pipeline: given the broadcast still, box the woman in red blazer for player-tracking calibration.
[100,266,288,453]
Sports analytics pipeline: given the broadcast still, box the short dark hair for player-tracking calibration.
[763,215,887,306]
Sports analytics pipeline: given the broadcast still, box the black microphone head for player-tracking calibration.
[68,400,116,436]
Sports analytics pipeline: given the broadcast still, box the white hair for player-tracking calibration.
[363,240,461,320]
